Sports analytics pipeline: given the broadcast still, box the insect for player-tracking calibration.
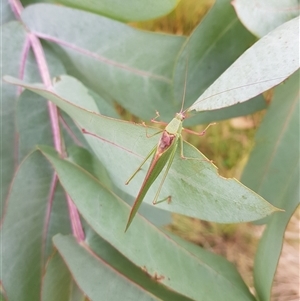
[124,56,213,232]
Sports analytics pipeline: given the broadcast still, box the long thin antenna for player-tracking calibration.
[180,49,190,113]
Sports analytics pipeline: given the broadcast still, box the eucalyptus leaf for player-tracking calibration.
[241,71,299,210]
[241,71,300,301]
[254,199,299,301]
[55,0,180,22]
[17,90,53,160]
[162,229,256,295]
[174,0,266,125]
[174,0,247,102]
[1,152,53,301]
[4,75,279,223]
[233,0,300,37]
[40,148,257,301]
[189,17,299,112]
[1,22,27,213]
[54,235,160,301]
[41,252,82,301]
[21,3,185,120]
[86,230,193,301]
[2,0,15,25]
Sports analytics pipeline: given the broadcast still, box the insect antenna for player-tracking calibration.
[180,49,190,114]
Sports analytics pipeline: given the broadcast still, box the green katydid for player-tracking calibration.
[124,58,213,232]
[124,111,199,232]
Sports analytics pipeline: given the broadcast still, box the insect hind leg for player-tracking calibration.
[153,195,171,205]
[179,135,213,164]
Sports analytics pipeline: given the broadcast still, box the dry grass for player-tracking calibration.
[131,1,300,300]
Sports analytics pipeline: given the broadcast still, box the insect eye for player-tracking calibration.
[174,112,185,122]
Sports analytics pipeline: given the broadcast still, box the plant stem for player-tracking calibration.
[9,0,85,242]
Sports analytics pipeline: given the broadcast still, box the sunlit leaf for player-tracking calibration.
[233,0,300,37]
[173,0,267,125]
[241,71,300,301]
[189,17,299,112]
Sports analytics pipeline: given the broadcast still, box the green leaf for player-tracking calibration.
[67,146,113,189]
[253,202,299,301]
[44,181,72,259]
[41,251,84,301]
[186,97,266,125]
[4,75,279,223]
[174,0,267,125]
[55,0,180,22]
[85,230,193,301]
[241,71,300,301]
[17,91,53,160]
[0,150,71,300]
[1,151,53,301]
[233,0,300,37]
[19,1,267,124]
[88,88,120,118]
[189,17,299,112]
[68,145,172,227]
[40,149,256,301]
[21,3,185,120]
[53,234,160,301]
[174,0,262,108]
[162,230,256,297]
[2,0,15,25]
[241,71,299,210]
[1,22,27,213]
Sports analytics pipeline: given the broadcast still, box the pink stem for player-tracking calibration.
[28,33,63,152]
[10,0,85,241]
[66,194,85,242]
[9,0,22,19]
